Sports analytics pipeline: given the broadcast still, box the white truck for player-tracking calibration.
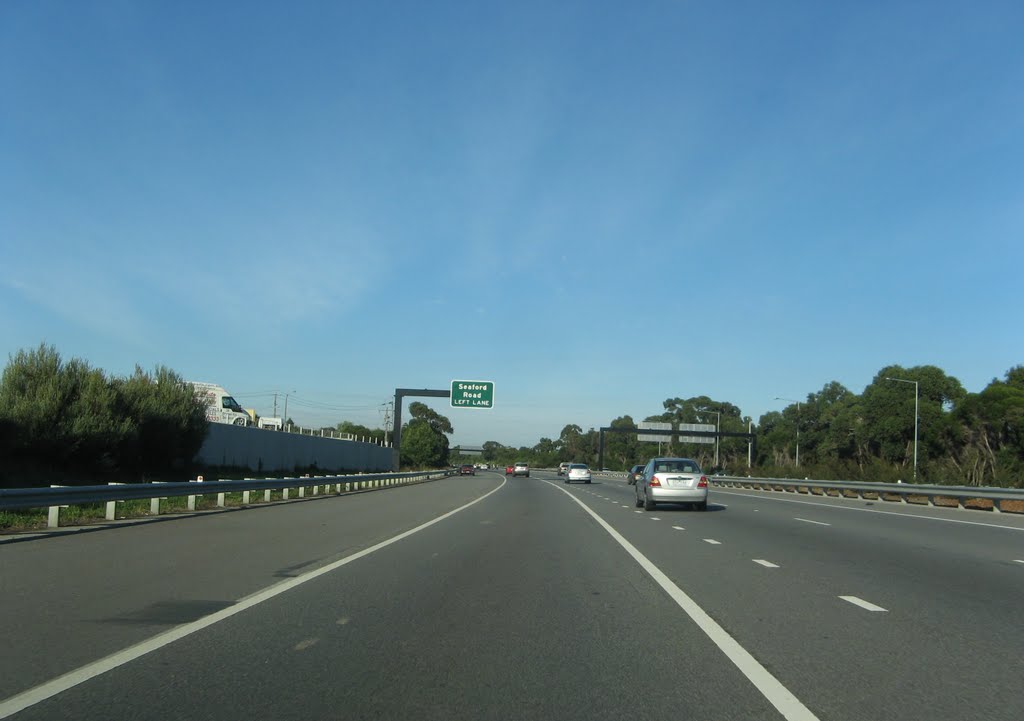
[189,382,252,426]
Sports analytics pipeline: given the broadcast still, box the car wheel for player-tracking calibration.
[644,492,656,511]
[564,478,569,484]
[585,479,591,484]
[697,500,708,512]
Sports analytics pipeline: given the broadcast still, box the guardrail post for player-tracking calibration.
[149,481,167,515]
[188,476,203,511]
[47,485,67,528]
[283,486,290,500]
[298,486,305,498]
[242,481,251,505]
[106,482,126,520]
[992,499,1002,513]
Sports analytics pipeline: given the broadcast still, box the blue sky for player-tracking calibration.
[3,1,1022,448]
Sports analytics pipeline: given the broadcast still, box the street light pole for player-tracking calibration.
[774,397,801,467]
[884,377,919,481]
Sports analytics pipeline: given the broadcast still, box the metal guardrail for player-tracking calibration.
[709,476,1024,513]
[0,470,453,528]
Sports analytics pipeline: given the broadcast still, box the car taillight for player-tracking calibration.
[649,476,661,487]
[698,476,708,488]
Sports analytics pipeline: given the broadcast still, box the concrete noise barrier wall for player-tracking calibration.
[196,424,392,473]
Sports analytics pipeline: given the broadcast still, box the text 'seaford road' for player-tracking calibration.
[450,380,495,409]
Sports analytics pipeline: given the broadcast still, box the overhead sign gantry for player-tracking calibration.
[392,381,496,470]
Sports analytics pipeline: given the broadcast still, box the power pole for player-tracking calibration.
[273,393,278,417]
[381,401,394,447]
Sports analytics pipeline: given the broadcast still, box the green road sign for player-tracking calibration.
[450,380,495,409]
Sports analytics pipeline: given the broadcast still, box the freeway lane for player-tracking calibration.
[3,469,1023,719]
[557,473,1024,721]
[5,472,784,721]
[0,475,500,701]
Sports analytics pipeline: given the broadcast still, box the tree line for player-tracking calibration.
[447,364,1023,487]
[5,343,1019,487]
[0,344,208,488]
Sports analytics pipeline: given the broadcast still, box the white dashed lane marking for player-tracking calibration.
[839,596,888,612]
[753,560,779,568]
[650,517,661,521]
[794,517,831,526]
[672,526,685,531]
[703,539,722,545]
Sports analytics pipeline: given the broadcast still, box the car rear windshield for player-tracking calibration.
[570,464,587,470]
[653,461,700,473]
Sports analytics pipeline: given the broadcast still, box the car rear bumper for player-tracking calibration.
[649,487,707,503]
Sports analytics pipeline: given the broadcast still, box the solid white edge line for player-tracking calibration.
[712,489,1024,532]
[753,560,780,568]
[839,596,888,612]
[541,483,818,720]
[794,517,831,526]
[0,477,509,720]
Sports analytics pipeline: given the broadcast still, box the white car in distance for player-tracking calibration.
[565,463,592,484]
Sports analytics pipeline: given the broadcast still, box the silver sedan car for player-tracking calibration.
[634,457,708,511]
[565,463,591,484]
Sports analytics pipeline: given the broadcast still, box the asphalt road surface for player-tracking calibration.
[2,471,1022,720]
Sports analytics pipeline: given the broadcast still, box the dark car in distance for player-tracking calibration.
[460,464,475,476]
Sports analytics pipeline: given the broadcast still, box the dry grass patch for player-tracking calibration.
[999,499,1024,514]
[963,498,994,511]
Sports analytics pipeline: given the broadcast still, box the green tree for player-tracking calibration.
[558,424,584,461]
[399,403,453,468]
[401,419,449,468]
[113,365,208,478]
[951,367,1024,485]
[860,365,965,479]
[408,402,454,434]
